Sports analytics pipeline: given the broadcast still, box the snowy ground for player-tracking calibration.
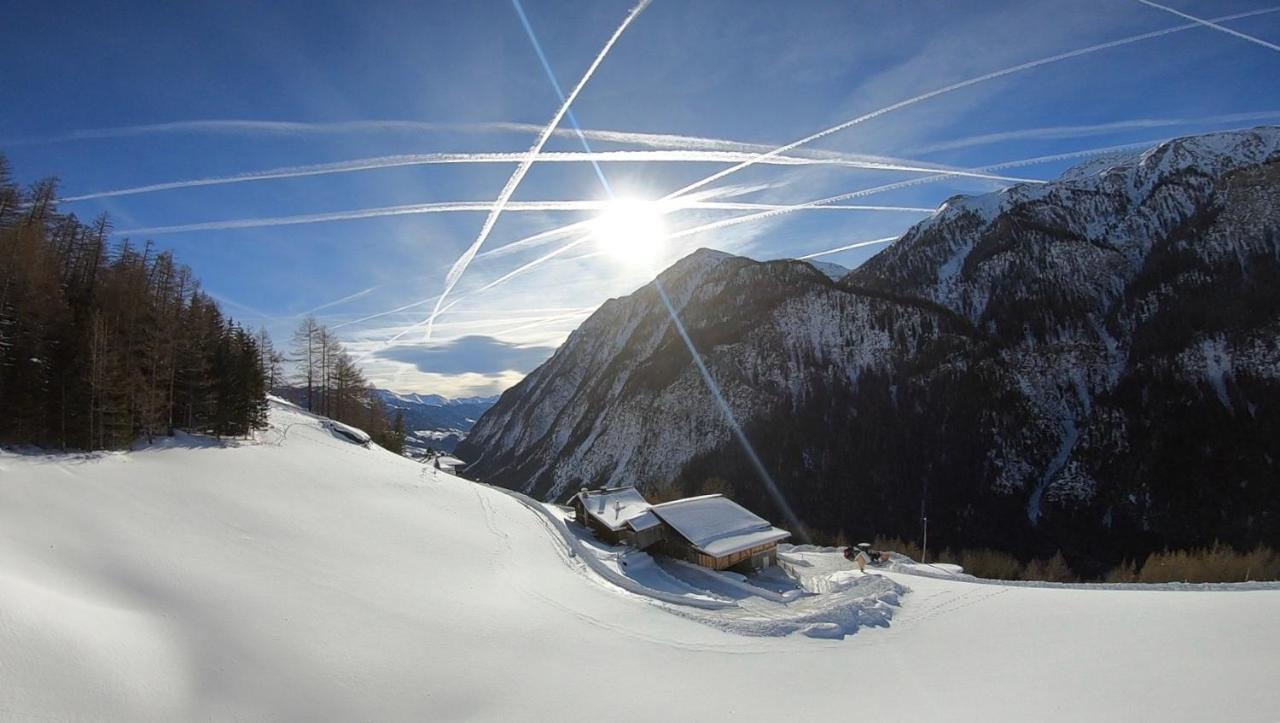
[2,400,1279,721]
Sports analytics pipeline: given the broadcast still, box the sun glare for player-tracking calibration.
[591,198,667,270]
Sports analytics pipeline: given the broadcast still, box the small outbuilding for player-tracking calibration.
[569,486,654,546]
[433,455,466,474]
[648,494,791,571]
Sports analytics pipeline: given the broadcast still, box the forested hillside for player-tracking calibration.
[0,155,268,449]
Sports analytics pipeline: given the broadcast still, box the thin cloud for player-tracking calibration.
[376,335,556,375]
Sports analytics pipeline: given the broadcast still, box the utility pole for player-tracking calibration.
[922,514,929,564]
[920,479,930,564]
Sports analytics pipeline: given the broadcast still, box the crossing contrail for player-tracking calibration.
[460,161,1033,261]
[656,137,1197,245]
[455,137,1184,297]
[1135,0,1280,52]
[421,0,653,344]
[331,296,441,330]
[798,236,900,260]
[5,117,939,160]
[910,110,1280,155]
[321,136,1193,337]
[115,199,930,236]
[59,150,1035,203]
[658,5,1280,203]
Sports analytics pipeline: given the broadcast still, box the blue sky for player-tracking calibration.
[3,0,1278,396]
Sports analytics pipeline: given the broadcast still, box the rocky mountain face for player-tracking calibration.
[458,128,1280,575]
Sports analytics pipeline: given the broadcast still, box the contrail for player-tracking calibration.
[465,138,1179,292]
[798,236,899,260]
[115,200,929,236]
[471,236,594,296]
[61,150,1035,203]
[656,137,1192,245]
[421,0,653,344]
[422,203,933,297]
[508,0,808,537]
[330,140,1172,337]
[911,110,1280,155]
[298,286,377,315]
[490,310,596,337]
[355,297,464,362]
[659,5,1280,202]
[472,183,777,261]
[5,117,933,160]
[331,296,440,330]
[1135,0,1280,52]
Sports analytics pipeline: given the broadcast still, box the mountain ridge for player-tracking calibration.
[458,127,1280,574]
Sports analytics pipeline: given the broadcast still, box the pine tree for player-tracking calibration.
[0,154,270,449]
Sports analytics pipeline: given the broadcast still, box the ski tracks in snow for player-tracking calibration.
[889,585,1011,629]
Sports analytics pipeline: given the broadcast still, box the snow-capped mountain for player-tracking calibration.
[373,389,498,453]
[459,127,1280,574]
[803,259,849,280]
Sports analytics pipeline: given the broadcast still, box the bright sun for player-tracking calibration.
[591,198,667,270]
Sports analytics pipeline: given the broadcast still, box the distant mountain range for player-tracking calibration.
[373,390,498,454]
[458,127,1280,577]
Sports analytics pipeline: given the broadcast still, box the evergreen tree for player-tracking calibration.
[0,154,270,450]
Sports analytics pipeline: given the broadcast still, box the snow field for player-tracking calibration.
[2,400,1279,721]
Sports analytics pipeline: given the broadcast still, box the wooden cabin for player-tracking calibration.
[570,487,790,573]
[647,494,790,572]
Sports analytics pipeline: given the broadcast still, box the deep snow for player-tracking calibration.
[2,400,1278,721]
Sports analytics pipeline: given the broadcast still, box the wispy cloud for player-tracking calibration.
[375,335,556,375]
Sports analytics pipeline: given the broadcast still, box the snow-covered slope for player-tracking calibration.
[2,401,1278,720]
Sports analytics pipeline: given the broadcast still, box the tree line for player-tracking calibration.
[0,155,268,449]
[288,316,406,454]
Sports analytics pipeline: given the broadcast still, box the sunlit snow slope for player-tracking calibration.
[2,401,1278,721]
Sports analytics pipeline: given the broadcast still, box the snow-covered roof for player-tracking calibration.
[575,487,652,531]
[649,494,790,558]
[323,419,370,444]
[435,456,465,467]
[625,510,662,532]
